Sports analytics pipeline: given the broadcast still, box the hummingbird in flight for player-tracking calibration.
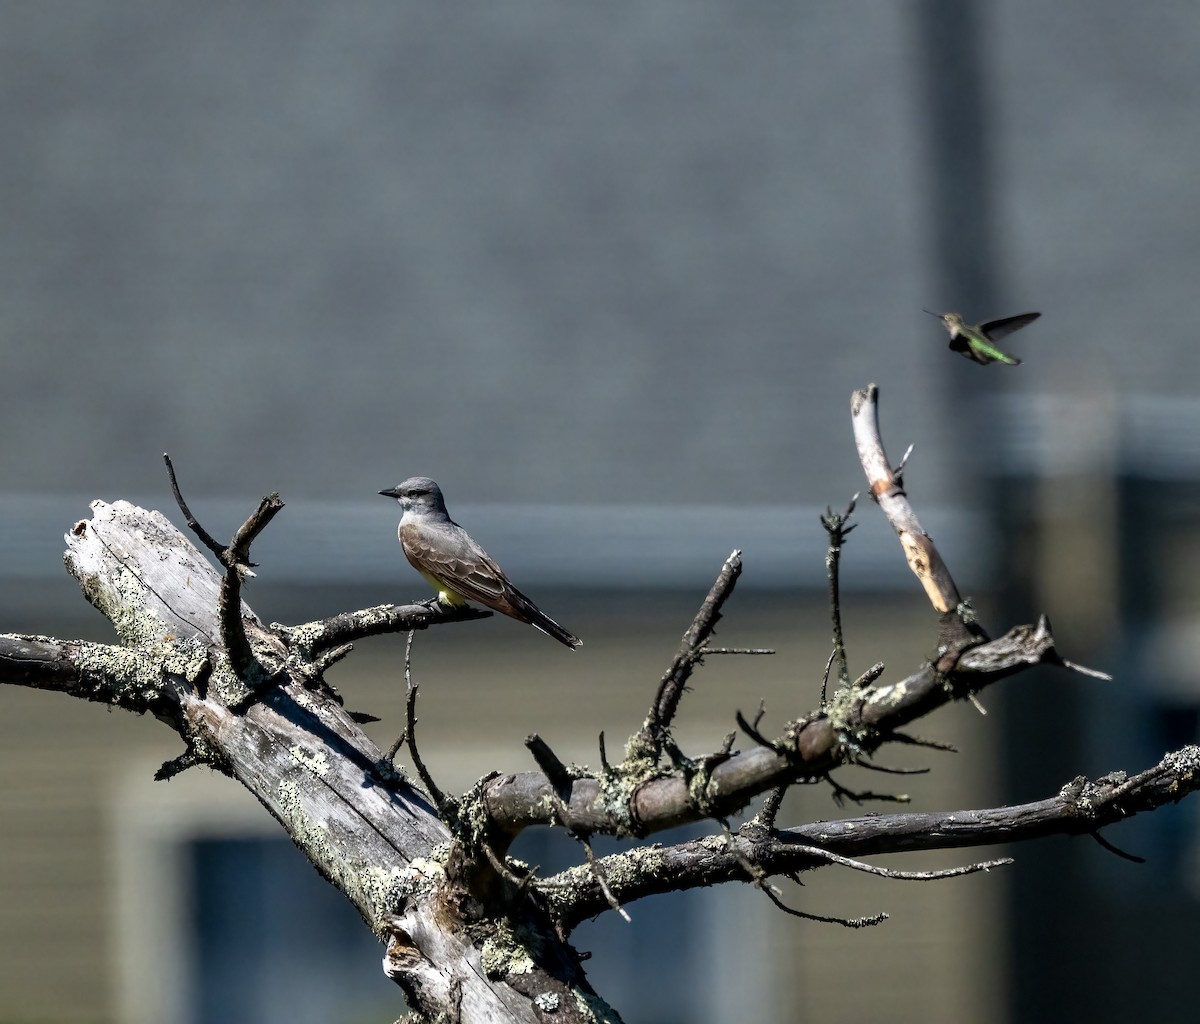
[924,309,1041,365]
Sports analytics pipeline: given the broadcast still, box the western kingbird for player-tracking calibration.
[378,476,582,650]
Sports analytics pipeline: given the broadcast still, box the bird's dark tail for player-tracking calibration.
[511,594,582,649]
[530,610,583,650]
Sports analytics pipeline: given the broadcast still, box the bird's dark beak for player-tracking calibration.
[921,308,940,317]
[378,487,401,499]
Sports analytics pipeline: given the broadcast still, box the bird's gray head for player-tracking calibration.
[378,476,450,517]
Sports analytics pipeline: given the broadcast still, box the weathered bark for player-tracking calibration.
[852,383,963,614]
[49,499,614,1024]
[539,745,1200,928]
[480,616,1062,838]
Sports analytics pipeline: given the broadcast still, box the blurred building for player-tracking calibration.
[1,3,1199,1023]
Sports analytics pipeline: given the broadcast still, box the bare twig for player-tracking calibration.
[852,759,930,776]
[524,736,631,922]
[894,441,915,485]
[386,731,407,763]
[820,495,858,691]
[218,500,283,679]
[826,773,911,806]
[526,734,574,797]
[633,549,744,763]
[283,602,492,658]
[735,707,780,753]
[1059,658,1113,681]
[779,843,1010,883]
[820,649,836,708]
[760,884,889,928]
[402,631,446,811]
[544,748,1177,929]
[1089,830,1145,863]
[481,842,539,894]
[154,744,206,781]
[580,837,631,923]
[313,643,354,675]
[890,731,958,754]
[163,454,282,679]
[718,820,886,929]
[226,493,283,568]
[164,452,224,559]
[852,661,886,689]
[753,786,787,830]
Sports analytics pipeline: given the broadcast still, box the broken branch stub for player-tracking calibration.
[851,385,962,614]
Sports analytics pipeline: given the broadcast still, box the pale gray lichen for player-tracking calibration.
[278,779,412,927]
[1163,745,1200,793]
[154,632,207,670]
[372,758,405,785]
[276,779,330,849]
[452,777,496,848]
[533,992,560,1012]
[289,744,330,777]
[595,760,659,839]
[605,843,664,891]
[85,558,174,650]
[379,846,452,922]
[69,639,172,713]
[480,921,541,979]
[571,988,623,1023]
[862,676,911,710]
[540,843,664,916]
[823,685,861,732]
[686,762,720,813]
[406,847,451,882]
[290,687,319,711]
[358,863,410,925]
[277,620,326,653]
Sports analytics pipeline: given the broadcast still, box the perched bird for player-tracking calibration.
[378,477,582,650]
[924,309,1041,365]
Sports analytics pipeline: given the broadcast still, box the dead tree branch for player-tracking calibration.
[281,601,492,658]
[820,495,858,696]
[5,496,605,1024]
[0,373,1182,1024]
[482,615,1064,839]
[628,549,746,764]
[542,745,1199,929]
[851,385,962,615]
[166,453,283,679]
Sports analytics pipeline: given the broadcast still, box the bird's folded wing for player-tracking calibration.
[400,521,511,604]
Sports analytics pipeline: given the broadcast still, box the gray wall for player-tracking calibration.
[5,3,1196,595]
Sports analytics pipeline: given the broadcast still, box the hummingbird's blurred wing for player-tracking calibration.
[981,312,1040,341]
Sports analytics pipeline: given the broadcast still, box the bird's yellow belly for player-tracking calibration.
[420,571,469,607]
